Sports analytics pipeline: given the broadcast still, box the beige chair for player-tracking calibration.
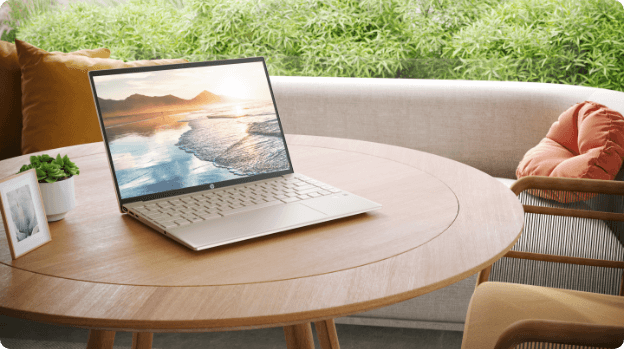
[462,176,624,349]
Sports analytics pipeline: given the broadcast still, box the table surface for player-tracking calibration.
[0,135,524,332]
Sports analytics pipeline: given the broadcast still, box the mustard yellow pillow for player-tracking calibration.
[15,40,188,154]
[1,41,110,160]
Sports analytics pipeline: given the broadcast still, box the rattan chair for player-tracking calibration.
[462,176,624,349]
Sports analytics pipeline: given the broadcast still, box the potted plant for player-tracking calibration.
[18,154,80,222]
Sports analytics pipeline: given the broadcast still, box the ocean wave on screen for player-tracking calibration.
[175,117,245,163]
[214,134,290,175]
[248,118,282,137]
[175,116,289,176]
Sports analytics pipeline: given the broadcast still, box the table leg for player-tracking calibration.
[284,323,315,349]
[314,319,340,349]
[132,332,153,349]
[86,330,115,349]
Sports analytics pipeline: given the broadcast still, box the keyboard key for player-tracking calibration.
[295,188,319,195]
[158,215,177,222]
[150,213,170,220]
[295,184,316,191]
[198,213,221,220]
[221,200,283,216]
[174,219,191,226]
[281,197,300,203]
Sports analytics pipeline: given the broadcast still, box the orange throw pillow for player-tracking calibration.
[516,101,624,202]
[0,41,110,160]
[15,39,188,154]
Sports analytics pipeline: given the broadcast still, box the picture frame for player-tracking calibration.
[0,169,51,259]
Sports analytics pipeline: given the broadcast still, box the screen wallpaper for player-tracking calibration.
[92,61,291,200]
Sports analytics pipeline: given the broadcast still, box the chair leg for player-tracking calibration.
[284,323,315,349]
[86,330,115,349]
[132,332,153,349]
[314,319,340,349]
[476,265,492,286]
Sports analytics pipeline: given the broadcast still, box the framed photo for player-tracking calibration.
[0,169,51,259]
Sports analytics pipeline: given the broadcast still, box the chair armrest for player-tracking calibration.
[476,176,624,287]
[510,176,624,197]
[494,320,624,349]
[506,176,624,269]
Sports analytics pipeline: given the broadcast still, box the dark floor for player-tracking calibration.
[0,315,463,349]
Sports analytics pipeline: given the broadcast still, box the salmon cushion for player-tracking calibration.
[516,101,624,202]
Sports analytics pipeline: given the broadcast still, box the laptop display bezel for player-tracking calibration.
[88,57,295,212]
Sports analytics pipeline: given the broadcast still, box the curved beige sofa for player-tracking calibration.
[269,76,624,331]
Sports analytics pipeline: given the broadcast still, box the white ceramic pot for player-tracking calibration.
[39,176,76,222]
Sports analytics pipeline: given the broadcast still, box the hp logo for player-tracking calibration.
[209,184,214,189]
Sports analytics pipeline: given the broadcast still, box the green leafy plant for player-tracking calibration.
[18,154,80,183]
[440,0,624,89]
[10,0,624,91]
[0,0,57,42]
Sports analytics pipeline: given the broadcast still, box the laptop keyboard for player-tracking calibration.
[132,175,342,229]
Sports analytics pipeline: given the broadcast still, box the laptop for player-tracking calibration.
[88,57,381,251]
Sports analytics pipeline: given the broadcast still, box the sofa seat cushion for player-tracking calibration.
[0,41,110,160]
[516,102,624,201]
[461,282,624,349]
[15,40,188,154]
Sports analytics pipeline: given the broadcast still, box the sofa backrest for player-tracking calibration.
[270,76,621,179]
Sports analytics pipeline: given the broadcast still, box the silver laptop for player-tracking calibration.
[88,57,381,251]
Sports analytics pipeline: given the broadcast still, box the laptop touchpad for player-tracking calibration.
[171,203,327,249]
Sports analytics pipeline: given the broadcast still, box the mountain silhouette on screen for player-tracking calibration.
[98,90,223,116]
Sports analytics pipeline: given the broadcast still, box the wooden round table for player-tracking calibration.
[0,135,524,349]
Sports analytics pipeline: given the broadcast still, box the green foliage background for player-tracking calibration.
[5,0,624,91]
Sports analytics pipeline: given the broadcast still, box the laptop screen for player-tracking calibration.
[89,58,293,203]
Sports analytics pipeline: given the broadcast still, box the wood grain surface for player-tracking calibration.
[0,135,524,332]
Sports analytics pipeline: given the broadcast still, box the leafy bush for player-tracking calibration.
[11,0,624,91]
[14,0,189,57]
[14,0,499,74]
[441,0,624,90]
[1,0,57,42]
